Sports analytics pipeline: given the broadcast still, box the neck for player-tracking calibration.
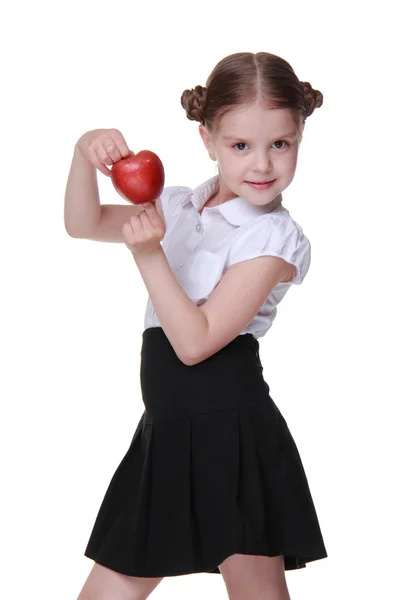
[206,191,282,213]
[264,194,282,212]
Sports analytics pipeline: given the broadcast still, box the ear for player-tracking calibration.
[199,124,217,161]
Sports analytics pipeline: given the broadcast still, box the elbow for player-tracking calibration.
[178,344,207,367]
[177,343,203,367]
[64,222,81,238]
[178,320,210,366]
[178,352,199,367]
[65,228,79,238]
[65,225,91,239]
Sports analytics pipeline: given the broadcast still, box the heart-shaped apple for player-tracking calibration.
[111,150,165,204]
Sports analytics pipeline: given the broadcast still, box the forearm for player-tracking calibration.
[64,146,101,237]
[133,247,208,364]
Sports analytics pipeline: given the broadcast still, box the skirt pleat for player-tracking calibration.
[84,327,327,577]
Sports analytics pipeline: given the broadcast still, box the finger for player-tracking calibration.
[129,214,143,234]
[140,209,165,241]
[138,210,154,231]
[112,131,131,159]
[94,145,114,170]
[100,139,122,164]
[88,148,112,176]
[154,199,164,221]
[140,203,159,228]
[122,221,135,245]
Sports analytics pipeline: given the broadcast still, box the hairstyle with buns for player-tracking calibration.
[181,52,323,132]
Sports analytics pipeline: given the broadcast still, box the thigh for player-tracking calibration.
[76,562,164,600]
[218,554,290,600]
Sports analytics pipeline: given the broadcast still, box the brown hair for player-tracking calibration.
[181,52,323,131]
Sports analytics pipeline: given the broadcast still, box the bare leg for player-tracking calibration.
[76,562,164,600]
[218,554,291,600]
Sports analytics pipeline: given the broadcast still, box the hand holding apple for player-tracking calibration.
[122,201,166,257]
[111,150,165,204]
[75,128,131,176]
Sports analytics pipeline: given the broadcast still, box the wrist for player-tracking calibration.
[73,143,93,168]
[131,244,164,262]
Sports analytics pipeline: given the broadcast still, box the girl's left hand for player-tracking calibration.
[122,202,166,257]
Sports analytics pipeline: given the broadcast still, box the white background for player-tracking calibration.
[1,1,399,598]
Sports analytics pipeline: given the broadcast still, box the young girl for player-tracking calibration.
[65,51,327,600]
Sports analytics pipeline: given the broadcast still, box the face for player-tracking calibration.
[199,102,304,206]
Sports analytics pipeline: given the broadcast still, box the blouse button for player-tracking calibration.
[196,223,202,233]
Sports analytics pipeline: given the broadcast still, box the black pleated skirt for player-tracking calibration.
[84,327,327,577]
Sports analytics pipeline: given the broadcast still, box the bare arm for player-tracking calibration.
[64,145,104,238]
[64,128,159,242]
[134,247,293,366]
[84,198,164,243]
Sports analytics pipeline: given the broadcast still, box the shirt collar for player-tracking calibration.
[187,175,283,226]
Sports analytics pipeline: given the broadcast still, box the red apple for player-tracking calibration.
[111,150,165,204]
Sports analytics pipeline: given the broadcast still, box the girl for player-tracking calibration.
[65,51,327,600]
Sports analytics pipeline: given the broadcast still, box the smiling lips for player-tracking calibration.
[247,180,274,184]
[245,179,276,189]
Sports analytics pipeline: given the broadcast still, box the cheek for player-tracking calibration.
[215,150,235,171]
[280,151,298,174]
[220,157,243,180]
[221,151,248,171]
[281,155,298,185]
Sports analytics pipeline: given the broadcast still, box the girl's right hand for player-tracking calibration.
[75,128,132,177]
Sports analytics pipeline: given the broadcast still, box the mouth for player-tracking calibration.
[246,180,274,184]
[245,179,276,189]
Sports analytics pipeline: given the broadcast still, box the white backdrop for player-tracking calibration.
[1,1,399,599]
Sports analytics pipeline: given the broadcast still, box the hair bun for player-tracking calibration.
[181,85,207,124]
[300,81,323,118]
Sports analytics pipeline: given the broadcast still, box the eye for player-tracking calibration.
[232,142,249,151]
[272,140,289,149]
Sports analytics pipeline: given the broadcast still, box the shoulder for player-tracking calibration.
[229,205,309,247]
[239,204,306,233]
[228,206,311,285]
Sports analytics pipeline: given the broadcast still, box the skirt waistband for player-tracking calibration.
[139,327,270,423]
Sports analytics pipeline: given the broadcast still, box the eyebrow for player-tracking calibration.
[222,131,298,141]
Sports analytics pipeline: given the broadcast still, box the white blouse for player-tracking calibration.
[144,175,311,339]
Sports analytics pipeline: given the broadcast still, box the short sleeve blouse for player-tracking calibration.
[144,176,311,338]
[227,211,311,285]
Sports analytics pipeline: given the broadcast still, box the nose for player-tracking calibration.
[253,151,272,174]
